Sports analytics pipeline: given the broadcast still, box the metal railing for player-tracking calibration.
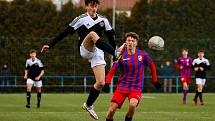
[0,76,215,93]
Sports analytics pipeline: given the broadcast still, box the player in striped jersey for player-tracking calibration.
[104,32,161,121]
[41,0,116,119]
[24,49,44,109]
[175,48,193,104]
[192,50,210,105]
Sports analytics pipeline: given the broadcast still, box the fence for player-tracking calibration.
[0,76,215,93]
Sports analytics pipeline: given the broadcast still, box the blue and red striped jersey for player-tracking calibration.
[175,56,192,77]
[106,49,157,92]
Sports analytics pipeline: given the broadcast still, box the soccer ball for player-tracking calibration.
[148,36,164,50]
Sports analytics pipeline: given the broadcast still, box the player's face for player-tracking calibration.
[30,52,36,60]
[182,50,188,57]
[198,52,204,58]
[125,36,137,50]
[86,2,98,17]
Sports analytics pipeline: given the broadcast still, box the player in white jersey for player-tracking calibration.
[192,50,210,105]
[41,0,116,120]
[24,49,45,108]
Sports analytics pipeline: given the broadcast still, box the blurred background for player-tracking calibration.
[0,0,215,93]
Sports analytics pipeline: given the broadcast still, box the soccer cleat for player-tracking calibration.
[82,103,98,120]
[200,101,204,105]
[193,99,197,105]
[26,104,30,109]
[37,103,40,108]
[182,99,186,104]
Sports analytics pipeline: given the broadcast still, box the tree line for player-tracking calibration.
[0,0,214,77]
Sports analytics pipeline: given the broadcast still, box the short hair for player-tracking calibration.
[85,0,100,5]
[124,32,139,42]
[198,49,204,53]
[30,49,37,54]
[182,48,188,52]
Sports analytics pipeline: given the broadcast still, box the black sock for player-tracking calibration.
[199,92,203,102]
[194,91,199,100]
[26,92,31,105]
[86,87,100,107]
[106,119,113,121]
[125,116,132,121]
[95,38,115,56]
[37,92,41,104]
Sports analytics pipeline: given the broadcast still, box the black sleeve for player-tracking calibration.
[192,63,197,69]
[104,29,116,49]
[48,26,75,48]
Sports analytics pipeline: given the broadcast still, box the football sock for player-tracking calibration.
[95,38,115,57]
[86,86,100,106]
[37,92,41,104]
[125,116,132,121]
[199,92,203,102]
[183,89,188,100]
[194,90,199,100]
[26,91,31,105]
[106,119,113,121]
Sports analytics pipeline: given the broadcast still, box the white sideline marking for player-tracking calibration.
[142,96,156,99]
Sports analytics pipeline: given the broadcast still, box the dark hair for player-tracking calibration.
[198,49,204,53]
[124,32,139,42]
[85,0,100,5]
[30,49,37,54]
[182,48,188,52]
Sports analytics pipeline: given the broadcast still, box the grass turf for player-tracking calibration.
[0,93,214,121]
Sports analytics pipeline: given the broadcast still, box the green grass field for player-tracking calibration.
[0,93,214,121]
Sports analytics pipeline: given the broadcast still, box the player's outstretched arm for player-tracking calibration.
[41,26,75,53]
[143,52,161,90]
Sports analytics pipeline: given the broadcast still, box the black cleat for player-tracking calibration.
[193,98,197,105]
[37,103,40,108]
[200,101,204,105]
[26,104,30,109]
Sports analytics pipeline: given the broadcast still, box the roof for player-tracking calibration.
[79,0,139,10]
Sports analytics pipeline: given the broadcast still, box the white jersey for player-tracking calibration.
[192,57,210,79]
[25,58,44,80]
[69,12,113,46]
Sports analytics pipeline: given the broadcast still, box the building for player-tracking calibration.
[78,0,139,16]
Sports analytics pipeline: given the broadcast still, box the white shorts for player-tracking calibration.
[80,44,106,68]
[196,78,206,85]
[26,78,42,87]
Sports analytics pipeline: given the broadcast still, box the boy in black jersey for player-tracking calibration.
[192,50,210,105]
[41,0,116,119]
[24,49,44,108]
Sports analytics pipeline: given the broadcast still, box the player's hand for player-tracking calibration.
[186,63,190,67]
[199,67,204,71]
[35,76,40,81]
[41,45,49,53]
[102,83,110,93]
[154,81,161,90]
[24,75,27,80]
[194,67,199,71]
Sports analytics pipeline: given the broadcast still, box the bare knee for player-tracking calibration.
[109,107,117,114]
[27,85,32,92]
[88,31,99,43]
[129,102,137,109]
[94,81,105,90]
[106,103,118,119]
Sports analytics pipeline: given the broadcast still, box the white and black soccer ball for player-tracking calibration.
[148,36,164,50]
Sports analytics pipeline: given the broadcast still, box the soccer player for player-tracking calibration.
[103,32,161,121]
[192,50,210,105]
[41,0,116,119]
[24,49,44,108]
[175,48,192,104]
